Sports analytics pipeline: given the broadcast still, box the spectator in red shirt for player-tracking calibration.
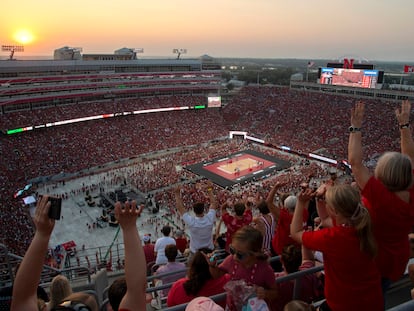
[167,250,229,307]
[221,201,253,252]
[348,100,414,293]
[174,230,188,255]
[142,235,155,269]
[266,181,308,257]
[291,185,382,311]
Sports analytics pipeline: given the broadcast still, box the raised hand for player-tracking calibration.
[351,101,364,128]
[395,100,411,125]
[115,200,139,231]
[297,188,315,203]
[34,195,55,237]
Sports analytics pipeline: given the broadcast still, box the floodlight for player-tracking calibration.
[173,48,187,59]
[1,45,24,60]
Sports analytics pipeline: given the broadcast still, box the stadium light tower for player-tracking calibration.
[2,45,24,60]
[173,48,187,60]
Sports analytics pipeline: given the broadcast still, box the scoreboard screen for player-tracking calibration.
[319,67,379,89]
[207,96,222,108]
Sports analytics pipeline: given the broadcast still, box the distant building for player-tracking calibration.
[54,46,82,60]
[0,53,222,114]
[83,47,137,61]
[227,79,245,87]
[199,54,221,70]
[290,73,303,81]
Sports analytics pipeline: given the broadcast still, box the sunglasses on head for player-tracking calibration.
[229,245,251,260]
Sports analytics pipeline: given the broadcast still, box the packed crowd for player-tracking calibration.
[0,96,206,131]
[2,90,414,310]
[9,98,414,310]
[221,86,400,160]
[0,87,405,257]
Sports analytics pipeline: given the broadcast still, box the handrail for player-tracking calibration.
[147,260,325,310]
[275,265,324,283]
[147,267,188,282]
[1,244,93,287]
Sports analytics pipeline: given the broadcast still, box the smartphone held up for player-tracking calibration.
[46,196,62,220]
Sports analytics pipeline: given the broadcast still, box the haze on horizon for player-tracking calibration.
[1,0,414,62]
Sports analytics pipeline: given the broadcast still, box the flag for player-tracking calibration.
[404,65,414,73]
[307,61,315,68]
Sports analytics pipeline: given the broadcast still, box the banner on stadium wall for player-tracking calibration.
[404,65,414,73]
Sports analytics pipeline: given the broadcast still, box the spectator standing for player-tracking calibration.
[142,234,155,265]
[221,201,252,252]
[272,195,308,256]
[252,198,277,257]
[266,181,308,257]
[174,183,217,261]
[154,226,176,265]
[348,100,414,292]
[174,230,188,255]
[290,185,382,311]
[154,244,187,298]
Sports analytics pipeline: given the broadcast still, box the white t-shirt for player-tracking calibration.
[183,209,216,253]
[154,236,176,265]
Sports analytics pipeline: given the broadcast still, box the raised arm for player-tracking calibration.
[116,200,147,310]
[290,189,313,243]
[11,196,55,311]
[301,244,315,263]
[348,101,371,190]
[266,181,284,220]
[205,181,217,210]
[314,183,333,228]
[396,100,414,163]
[173,186,186,216]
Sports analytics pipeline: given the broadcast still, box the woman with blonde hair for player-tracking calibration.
[47,275,72,310]
[348,100,414,292]
[291,184,382,311]
[52,292,98,311]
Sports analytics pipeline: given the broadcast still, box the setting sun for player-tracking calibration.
[13,29,35,44]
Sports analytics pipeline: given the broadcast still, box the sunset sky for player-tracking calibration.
[1,0,413,62]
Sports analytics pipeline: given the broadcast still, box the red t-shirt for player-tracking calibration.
[167,275,230,307]
[175,237,188,254]
[272,208,308,255]
[362,176,414,281]
[143,243,155,264]
[302,227,382,311]
[222,209,253,251]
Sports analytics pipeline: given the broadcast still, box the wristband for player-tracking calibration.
[349,126,361,133]
[400,123,410,129]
